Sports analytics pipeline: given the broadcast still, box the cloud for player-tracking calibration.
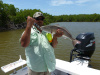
[3,1,15,5]
[75,0,91,4]
[51,0,73,6]
[7,1,14,4]
[51,0,92,6]
[8,2,14,4]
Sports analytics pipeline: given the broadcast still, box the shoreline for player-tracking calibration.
[0,22,27,32]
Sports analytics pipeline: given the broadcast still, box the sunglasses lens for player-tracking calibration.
[35,18,44,21]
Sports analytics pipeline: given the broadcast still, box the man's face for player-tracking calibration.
[35,16,44,26]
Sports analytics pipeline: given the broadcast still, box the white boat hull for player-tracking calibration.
[1,55,100,75]
[8,59,100,75]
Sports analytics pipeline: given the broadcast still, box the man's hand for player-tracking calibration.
[52,29,63,48]
[54,29,63,37]
[27,16,36,28]
[21,16,36,47]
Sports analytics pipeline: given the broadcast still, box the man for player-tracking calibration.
[20,12,63,75]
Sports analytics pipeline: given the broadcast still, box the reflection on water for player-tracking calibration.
[0,22,100,75]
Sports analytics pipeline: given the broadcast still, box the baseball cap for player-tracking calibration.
[33,12,45,19]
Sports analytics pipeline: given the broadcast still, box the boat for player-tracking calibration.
[1,32,100,75]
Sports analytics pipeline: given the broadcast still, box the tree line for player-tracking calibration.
[0,0,100,29]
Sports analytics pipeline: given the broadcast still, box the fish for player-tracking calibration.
[40,24,80,46]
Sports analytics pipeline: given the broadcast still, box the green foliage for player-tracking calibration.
[0,0,100,29]
[0,1,9,28]
[13,9,41,24]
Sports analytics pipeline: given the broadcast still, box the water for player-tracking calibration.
[0,22,100,75]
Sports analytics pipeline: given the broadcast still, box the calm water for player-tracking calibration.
[0,22,100,75]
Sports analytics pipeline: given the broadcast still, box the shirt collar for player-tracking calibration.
[32,25,46,34]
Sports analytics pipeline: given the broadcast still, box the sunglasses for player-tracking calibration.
[35,17,44,21]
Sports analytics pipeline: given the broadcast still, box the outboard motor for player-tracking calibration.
[70,32,95,66]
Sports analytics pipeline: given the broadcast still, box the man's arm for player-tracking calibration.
[52,29,63,48]
[20,16,35,47]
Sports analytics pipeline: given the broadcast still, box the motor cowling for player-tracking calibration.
[75,32,95,58]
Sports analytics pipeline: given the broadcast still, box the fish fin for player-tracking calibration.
[62,35,68,39]
[61,26,69,31]
[61,27,72,35]
[54,25,70,32]
[62,35,72,40]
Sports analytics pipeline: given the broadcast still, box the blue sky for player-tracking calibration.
[2,0,100,16]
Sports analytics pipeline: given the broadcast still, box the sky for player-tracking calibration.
[2,0,100,16]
